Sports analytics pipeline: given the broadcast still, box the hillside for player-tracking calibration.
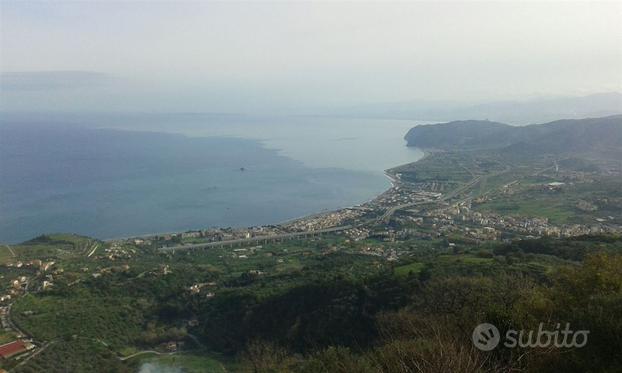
[405,115,622,157]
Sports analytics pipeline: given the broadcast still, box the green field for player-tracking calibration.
[0,245,14,264]
[138,353,229,373]
[12,293,145,351]
[394,262,425,277]
[475,198,576,224]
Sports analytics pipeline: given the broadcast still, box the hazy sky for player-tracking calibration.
[1,1,621,113]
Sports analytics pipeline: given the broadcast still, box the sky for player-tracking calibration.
[1,1,621,113]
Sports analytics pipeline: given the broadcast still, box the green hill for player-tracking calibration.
[405,115,622,158]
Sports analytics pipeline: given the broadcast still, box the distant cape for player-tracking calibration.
[404,115,622,159]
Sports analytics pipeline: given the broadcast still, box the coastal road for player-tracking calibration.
[158,225,352,252]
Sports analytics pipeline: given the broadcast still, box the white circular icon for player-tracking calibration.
[472,323,500,351]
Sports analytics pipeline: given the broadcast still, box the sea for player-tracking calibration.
[0,113,425,243]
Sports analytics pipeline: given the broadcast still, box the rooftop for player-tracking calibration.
[0,340,29,359]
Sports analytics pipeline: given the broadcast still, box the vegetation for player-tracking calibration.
[2,231,621,372]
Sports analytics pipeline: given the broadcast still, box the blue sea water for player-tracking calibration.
[0,114,424,243]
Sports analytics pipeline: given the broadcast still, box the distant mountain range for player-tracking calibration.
[324,92,622,125]
[404,114,622,159]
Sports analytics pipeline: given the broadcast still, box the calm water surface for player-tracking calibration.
[0,113,425,243]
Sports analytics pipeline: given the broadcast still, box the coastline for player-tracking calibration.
[104,147,427,242]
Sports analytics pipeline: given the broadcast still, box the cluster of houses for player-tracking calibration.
[284,208,370,232]
[103,243,136,260]
[343,227,370,241]
[359,246,399,261]
[411,201,621,241]
[230,245,263,259]
[372,183,441,209]
[5,260,54,272]
[0,273,29,305]
[188,281,216,296]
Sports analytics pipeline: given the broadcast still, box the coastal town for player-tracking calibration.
[120,158,622,254]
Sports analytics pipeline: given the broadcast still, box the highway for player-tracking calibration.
[378,200,430,223]
[378,171,492,223]
[378,175,483,223]
[158,225,352,252]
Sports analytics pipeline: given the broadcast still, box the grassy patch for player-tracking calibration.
[476,198,575,224]
[0,330,17,344]
[0,245,15,264]
[12,293,144,352]
[394,262,425,277]
[139,353,228,373]
[437,254,494,265]
[13,339,129,373]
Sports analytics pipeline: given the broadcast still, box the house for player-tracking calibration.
[0,340,34,360]
[188,318,199,327]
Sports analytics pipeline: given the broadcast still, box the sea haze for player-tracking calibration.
[0,114,424,243]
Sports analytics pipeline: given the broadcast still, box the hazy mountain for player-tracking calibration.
[455,92,622,125]
[325,92,622,125]
[405,114,622,158]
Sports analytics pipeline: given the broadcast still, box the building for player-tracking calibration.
[0,340,34,360]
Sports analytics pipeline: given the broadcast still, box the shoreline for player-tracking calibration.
[274,148,431,227]
[274,171,397,228]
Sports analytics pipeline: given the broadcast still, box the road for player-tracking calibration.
[378,200,430,223]
[13,340,56,369]
[119,350,175,361]
[6,281,32,340]
[5,304,26,338]
[378,161,517,224]
[86,243,99,258]
[4,245,16,257]
[158,225,352,252]
[378,175,484,223]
